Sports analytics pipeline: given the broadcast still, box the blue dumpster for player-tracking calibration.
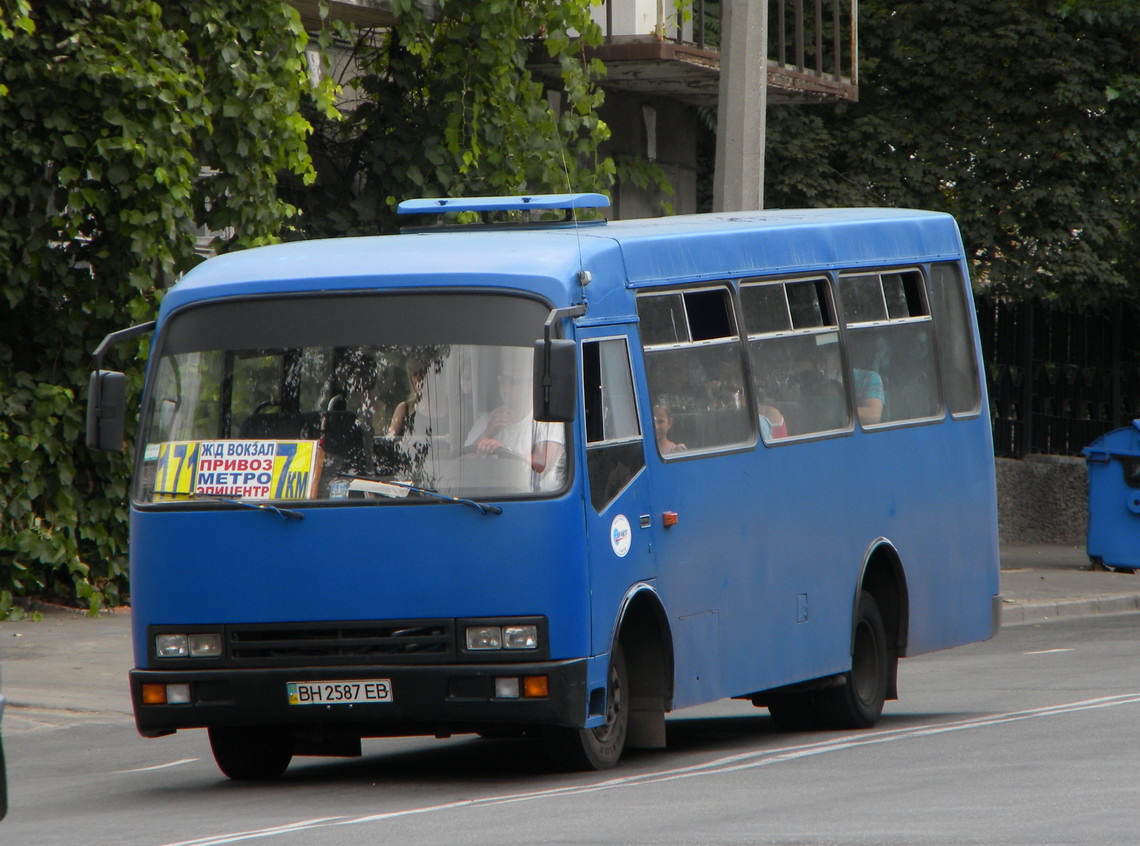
[1084,420,1140,571]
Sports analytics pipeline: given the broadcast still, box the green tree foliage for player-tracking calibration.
[0,1,322,617]
[764,0,1140,303]
[290,0,617,235]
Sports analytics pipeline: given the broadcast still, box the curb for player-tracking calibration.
[1001,594,1140,626]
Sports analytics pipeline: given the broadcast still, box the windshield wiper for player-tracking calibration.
[151,491,304,521]
[210,496,304,521]
[336,474,503,516]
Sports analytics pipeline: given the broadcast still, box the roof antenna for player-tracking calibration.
[555,117,593,293]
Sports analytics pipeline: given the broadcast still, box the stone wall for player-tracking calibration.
[995,455,1088,544]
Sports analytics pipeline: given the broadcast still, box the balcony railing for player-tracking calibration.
[303,0,859,106]
[592,0,858,104]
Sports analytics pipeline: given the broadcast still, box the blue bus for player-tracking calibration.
[87,194,1000,779]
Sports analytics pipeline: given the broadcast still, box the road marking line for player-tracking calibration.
[114,758,199,774]
[1025,648,1076,655]
[157,693,1140,846]
[161,818,350,846]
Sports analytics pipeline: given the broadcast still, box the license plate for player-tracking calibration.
[286,679,393,706]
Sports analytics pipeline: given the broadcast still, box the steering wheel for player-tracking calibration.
[491,445,531,465]
[460,443,531,465]
[251,400,281,415]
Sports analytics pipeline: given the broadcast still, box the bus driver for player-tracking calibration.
[464,370,565,490]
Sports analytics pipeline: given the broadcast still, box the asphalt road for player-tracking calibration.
[5,612,1140,845]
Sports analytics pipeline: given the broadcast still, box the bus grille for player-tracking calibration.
[225,620,454,666]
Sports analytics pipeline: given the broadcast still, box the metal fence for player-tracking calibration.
[977,296,1140,458]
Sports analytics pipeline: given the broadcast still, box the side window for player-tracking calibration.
[928,263,982,416]
[840,269,941,425]
[741,277,849,439]
[638,287,753,456]
[583,338,645,513]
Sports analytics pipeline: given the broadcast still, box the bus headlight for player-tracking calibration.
[155,632,222,658]
[503,625,538,650]
[463,619,543,653]
[155,634,188,658]
[466,626,503,650]
[188,633,222,657]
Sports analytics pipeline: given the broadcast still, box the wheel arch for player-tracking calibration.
[611,583,674,748]
[855,538,910,699]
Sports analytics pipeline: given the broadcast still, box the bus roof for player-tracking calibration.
[159,207,964,319]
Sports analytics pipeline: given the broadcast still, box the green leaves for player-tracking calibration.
[0,0,34,43]
[289,0,619,235]
[0,0,321,616]
[0,0,630,616]
[764,0,1140,305]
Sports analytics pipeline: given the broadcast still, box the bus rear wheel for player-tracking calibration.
[208,725,295,780]
[817,590,889,729]
[766,591,889,731]
[546,645,628,770]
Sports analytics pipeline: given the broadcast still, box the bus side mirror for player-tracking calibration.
[533,339,578,423]
[86,370,128,452]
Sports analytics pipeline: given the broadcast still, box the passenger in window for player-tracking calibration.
[652,403,687,455]
[750,346,799,436]
[853,368,885,425]
[464,370,565,489]
[785,337,847,432]
[813,337,885,426]
[847,341,886,425]
[846,334,891,425]
[757,396,788,440]
[387,357,426,437]
[707,357,745,410]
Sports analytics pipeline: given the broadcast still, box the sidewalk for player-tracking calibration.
[2,543,1139,729]
[999,542,1140,624]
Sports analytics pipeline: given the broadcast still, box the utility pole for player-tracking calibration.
[713,0,768,212]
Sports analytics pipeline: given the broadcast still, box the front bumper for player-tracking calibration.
[130,659,589,737]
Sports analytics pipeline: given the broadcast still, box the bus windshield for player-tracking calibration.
[134,292,567,505]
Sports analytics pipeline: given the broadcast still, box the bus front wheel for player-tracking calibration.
[546,645,628,770]
[208,725,295,780]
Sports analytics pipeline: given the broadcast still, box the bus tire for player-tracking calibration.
[765,693,823,731]
[818,590,888,729]
[546,645,628,770]
[208,725,294,780]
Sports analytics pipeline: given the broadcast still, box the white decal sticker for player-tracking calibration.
[610,514,632,558]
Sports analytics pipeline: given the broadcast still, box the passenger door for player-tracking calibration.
[578,328,657,655]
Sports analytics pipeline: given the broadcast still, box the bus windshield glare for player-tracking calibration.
[134,292,567,504]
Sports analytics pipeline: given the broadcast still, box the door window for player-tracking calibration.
[583,338,645,512]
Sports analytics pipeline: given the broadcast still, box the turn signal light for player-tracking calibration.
[141,683,167,705]
[141,683,192,705]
